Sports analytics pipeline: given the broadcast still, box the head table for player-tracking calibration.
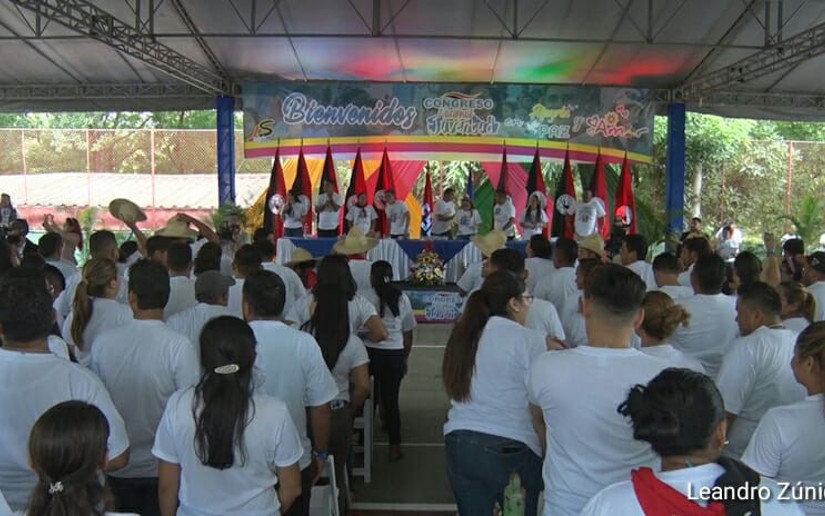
[275,237,528,283]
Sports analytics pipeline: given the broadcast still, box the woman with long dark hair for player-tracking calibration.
[581,368,803,515]
[519,192,548,239]
[442,270,544,516]
[43,215,83,265]
[362,260,417,461]
[153,316,302,515]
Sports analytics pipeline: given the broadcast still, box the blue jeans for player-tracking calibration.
[445,430,543,516]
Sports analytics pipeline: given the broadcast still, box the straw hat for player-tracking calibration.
[578,233,605,258]
[333,227,379,255]
[471,230,507,258]
[155,219,198,241]
[108,198,146,224]
[286,247,319,267]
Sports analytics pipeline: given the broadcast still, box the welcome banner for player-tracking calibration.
[243,82,654,164]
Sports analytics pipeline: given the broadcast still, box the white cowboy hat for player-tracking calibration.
[155,219,198,240]
[471,230,507,258]
[108,198,146,224]
[333,227,379,255]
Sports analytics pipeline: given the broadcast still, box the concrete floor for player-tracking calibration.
[350,324,456,513]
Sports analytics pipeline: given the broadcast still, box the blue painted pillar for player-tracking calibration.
[665,103,686,244]
[216,95,236,205]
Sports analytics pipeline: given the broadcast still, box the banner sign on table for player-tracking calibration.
[243,82,654,163]
[404,290,463,323]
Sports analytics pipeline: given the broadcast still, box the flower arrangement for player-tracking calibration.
[410,241,445,286]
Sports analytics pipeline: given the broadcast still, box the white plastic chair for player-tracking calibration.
[351,377,374,483]
[309,454,339,516]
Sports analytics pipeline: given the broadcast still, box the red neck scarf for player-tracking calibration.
[632,468,726,516]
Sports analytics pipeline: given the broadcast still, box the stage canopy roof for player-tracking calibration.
[1,0,825,119]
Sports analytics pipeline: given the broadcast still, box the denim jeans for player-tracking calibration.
[445,430,543,516]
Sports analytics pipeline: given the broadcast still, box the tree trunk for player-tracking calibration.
[691,162,703,217]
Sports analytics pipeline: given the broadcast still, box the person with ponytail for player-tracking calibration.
[637,291,705,373]
[442,270,544,516]
[24,401,132,516]
[153,316,303,516]
[743,322,825,516]
[62,258,132,366]
[581,368,803,515]
[362,261,417,461]
[778,281,816,334]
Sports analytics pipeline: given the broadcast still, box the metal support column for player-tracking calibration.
[216,95,236,205]
[665,103,686,244]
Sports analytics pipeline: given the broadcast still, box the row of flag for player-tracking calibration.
[263,145,637,240]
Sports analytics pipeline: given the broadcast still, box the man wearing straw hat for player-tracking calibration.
[457,230,507,297]
[333,227,379,293]
[286,248,319,290]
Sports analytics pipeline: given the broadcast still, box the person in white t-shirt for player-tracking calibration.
[163,243,197,320]
[315,180,342,238]
[345,193,378,237]
[455,197,481,240]
[0,271,130,511]
[25,401,139,516]
[569,189,605,240]
[525,235,556,295]
[652,252,694,300]
[443,270,546,516]
[637,291,705,372]
[743,322,825,516]
[716,282,807,459]
[362,261,417,461]
[253,239,306,314]
[37,231,78,282]
[383,190,410,239]
[581,368,804,516]
[333,227,380,294]
[242,270,339,516]
[227,244,262,318]
[534,237,579,317]
[678,236,712,287]
[62,257,134,367]
[457,230,507,296]
[282,190,309,238]
[671,254,738,378]
[432,188,456,238]
[559,258,603,349]
[167,270,234,346]
[520,191,548,239]
[620,234,657,291]
[779,281,815,334]
[91,260,199,516]
[803,251,825,322]
[493,190,517,239]
[528,264,671,516]
[154,316,303,516]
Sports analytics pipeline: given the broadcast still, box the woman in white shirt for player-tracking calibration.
[281,191,307,238]
[743,322,825,516]
[582,368,804,516]
[154,316,303,516]
[637,291,705,373]
[443,270,544,516]
[24,400,135,516]
[779,281,815,334]
[519,192,548,239]
[362,261,417,461]
[63,258,133,366]
[456,197,482,240]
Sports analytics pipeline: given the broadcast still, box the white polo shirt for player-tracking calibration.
[445,316,548,455]
[525,257,556,295]
[493,198,517,237]
[262,262,307,313]
[315,192,343,230]
[226,278,245,318]
[152,388,303,516]
[331,335,370,402]
[527,298,566,341]
[167,303,233,346]
[656,284,694,300]
[581,463,804,516]
[677,263,694,287]
[46,258,78,282]
[808,281,825,322]
[91,320,199,478]
[640,344,706,373]
[432,199,455,235]
[285,292,378,334]
[528,346,670,516]
[457,261,484,294]
[625,260,657,291]
[534,267,578,317]
[347,259,373,293]
[456,209,481,236]
[386,202,409,235]
[716,326,807,459]
[164,276,197,320]
[283,198,308,229]
[62,297,134,367]
[361,289,416,351]
[346,205,377,235]
[671,293,738,378]
[743,394,825,516]
[248,320,338,469]
[0,348,129,511]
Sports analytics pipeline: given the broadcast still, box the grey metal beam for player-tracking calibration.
[0,82,221,100]
[8,0,228,94]
[168,0,228,77]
